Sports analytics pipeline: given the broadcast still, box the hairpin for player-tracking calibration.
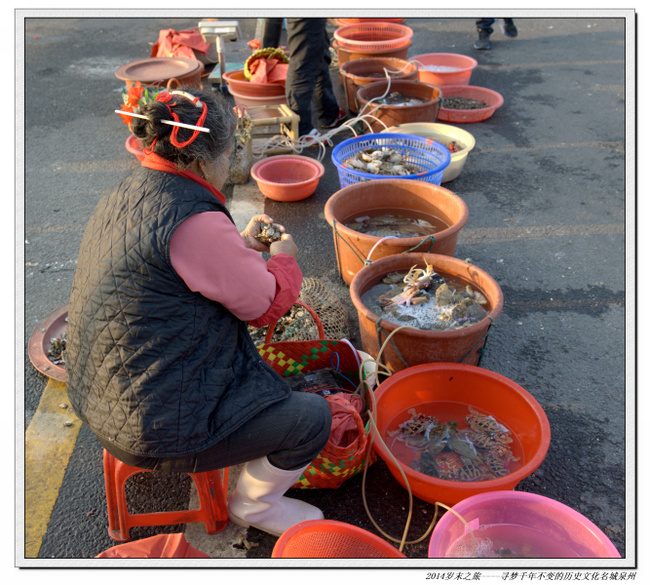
[114,110,210,133]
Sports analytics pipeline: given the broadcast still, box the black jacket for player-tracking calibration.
[65,166,290,458]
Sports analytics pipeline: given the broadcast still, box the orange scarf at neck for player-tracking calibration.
[141,151,226,205]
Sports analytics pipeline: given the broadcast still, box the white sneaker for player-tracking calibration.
[302,128,332,147]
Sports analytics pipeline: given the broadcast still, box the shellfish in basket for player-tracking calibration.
[342,147,420,176]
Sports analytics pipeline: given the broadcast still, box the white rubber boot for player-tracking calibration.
[228,456,324,537]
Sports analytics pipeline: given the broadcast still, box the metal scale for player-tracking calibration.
[198,20,242,92]
[198,19,299,154]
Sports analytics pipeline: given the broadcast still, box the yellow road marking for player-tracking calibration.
[24,379,81,559]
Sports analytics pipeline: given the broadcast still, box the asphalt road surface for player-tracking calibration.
[19,11,632,572]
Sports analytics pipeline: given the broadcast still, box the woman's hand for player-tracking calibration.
[240,214,286,252]
[270,234,298,259]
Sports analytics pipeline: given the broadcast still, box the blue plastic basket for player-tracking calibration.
[331,133,451,187]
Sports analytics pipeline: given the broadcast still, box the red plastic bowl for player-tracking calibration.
[250,155,325,201]
[438,85,504,123]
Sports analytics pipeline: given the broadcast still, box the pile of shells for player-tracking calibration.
[254,222,283,246]
[342,147,419,176]
[248,304,320,346]
[441,96,488,110]
[48,332,66,365]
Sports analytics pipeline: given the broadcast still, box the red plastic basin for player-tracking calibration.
[372,363,551,506]
[438,85,504,123]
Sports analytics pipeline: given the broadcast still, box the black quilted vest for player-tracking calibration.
[65,166,290,458]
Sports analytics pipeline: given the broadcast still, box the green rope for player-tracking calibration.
[375,318,411,369]
[332,221,436,273]
[400,234,435,255]
[332,218,368,267]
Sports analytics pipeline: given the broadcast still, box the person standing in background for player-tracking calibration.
[474,18,518,50]
[285,18,346,141]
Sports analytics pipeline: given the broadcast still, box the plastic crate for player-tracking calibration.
[331,133,451,187]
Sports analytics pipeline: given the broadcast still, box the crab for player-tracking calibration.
[486,443,520,464]
[381,263,438,309]
[432,451,464,481]
[447,430,481,460]
[465,406,508,434]
[399,408,438,435]
[481,450,511,478]
[457,459,489,482]
[463,429,500,449]
[427,420,458,457]
[388,409,438,449]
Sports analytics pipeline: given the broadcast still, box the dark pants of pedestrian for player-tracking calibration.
[98,390,332,473]
[261,18,283,49]
[285,18,340,136]
[476,18,515,34]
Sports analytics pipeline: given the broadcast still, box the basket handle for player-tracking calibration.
[264,300,325,344]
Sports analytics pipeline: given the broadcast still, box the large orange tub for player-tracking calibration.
[372,363,551,506]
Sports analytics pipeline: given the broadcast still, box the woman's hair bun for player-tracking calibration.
[131,100,171,140]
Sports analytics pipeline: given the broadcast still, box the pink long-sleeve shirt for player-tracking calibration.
[170,211,301,327]
[141,152,302,328]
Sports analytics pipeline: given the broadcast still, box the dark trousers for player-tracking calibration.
[285,18,340,136]
[99,390,332,473]
[476,18,514,34]
[261,18,283,48]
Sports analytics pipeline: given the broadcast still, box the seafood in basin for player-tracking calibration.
[363,267,489,332]
[390,406,521,482]
[375,91,426,107]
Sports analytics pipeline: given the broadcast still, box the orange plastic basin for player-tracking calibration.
[372,363,551,506]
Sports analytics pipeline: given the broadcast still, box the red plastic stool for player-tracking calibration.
[103,449,230,542]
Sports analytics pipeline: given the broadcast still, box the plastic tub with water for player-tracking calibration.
[428,491,621,558]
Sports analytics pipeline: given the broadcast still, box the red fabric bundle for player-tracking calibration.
[151,28,211,60]
[248,58,288,84]
[326,393,365,448]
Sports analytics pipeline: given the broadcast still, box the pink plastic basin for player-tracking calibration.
[428,491,621,558]
[409,53,478,87]
[251,155,325,201]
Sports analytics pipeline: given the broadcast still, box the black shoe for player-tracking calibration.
[473,29,492,50]
[499,19,518,38]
